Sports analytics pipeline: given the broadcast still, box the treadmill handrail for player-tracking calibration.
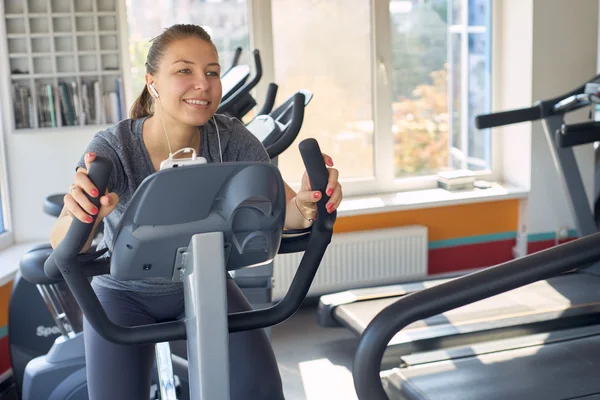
[475,73,600,129]
[352,232,600,400]
[557,121,600,148]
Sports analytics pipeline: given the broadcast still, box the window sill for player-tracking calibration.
[336,181,529,217]
[0,241,45,286]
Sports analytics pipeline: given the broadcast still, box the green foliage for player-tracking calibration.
[394,66,449,177]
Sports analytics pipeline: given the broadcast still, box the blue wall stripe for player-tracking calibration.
[528,229,578,243]
[429,231,516,250]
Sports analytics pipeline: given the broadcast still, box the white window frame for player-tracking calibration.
[0,0,14,251]
[250,0,501,198]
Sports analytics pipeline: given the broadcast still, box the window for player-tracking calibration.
[0,190,4,234]
[125,0,250,96]
[270,0,374,184]
[269,0,492,195]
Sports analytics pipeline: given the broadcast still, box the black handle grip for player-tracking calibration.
[44,155,112,279]
[299,138,336,231]
[475,106,541,129]
[265,93,306,159]
[231,46,242,68]
[557,121,600,147]
[257,83,278,116]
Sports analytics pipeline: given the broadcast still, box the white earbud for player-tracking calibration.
[148,83,159,98]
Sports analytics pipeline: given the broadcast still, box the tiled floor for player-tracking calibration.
[271,305,360,400]
[0,305,360,400]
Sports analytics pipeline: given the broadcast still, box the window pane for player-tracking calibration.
[271,0,374,183]
[0,197,4,233]
[392,0,492,177]
[449,32,462,170]
[467,31,491,170]
[451,0,462,25]
[468,0,490,26]
[125,0,250,96]
[391,1,449,177]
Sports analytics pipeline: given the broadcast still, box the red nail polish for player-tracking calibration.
[86,216,94,223]
[327,188,334,196]
[91,189,99,197]
[314,192,320,199]
[86,152,93,158]
[91,207,98,215]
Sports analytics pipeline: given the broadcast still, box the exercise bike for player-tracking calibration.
[21,138,335,399]
[9,89,311,399]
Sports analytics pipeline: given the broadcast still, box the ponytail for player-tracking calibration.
[129,85,154,119]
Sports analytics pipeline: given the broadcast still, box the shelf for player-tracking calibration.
[2,0,125,131]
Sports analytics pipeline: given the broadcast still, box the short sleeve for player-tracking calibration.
[230,118,271,163]
[76,134,125,195]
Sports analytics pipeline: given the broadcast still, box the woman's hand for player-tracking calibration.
[64,152,119,223]
[295,153,342,220]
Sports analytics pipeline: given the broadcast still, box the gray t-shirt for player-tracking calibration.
[77,114,270,294]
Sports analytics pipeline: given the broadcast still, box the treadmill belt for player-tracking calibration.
[383,331,600,400]
[335,274,600,347]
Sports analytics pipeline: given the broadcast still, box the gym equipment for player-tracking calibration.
[353,230,600,399]
[23,138,335,400]
[317,73,600,370]
[9,90,312,399]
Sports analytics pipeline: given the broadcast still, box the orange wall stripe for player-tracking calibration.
[0,281,13,328]
[335,199,520,241]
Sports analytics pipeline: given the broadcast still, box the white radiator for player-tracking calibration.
[272,225,428,300]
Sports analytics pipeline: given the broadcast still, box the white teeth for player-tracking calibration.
[185,99,208,105]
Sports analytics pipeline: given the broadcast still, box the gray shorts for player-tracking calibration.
[83,276,285,400]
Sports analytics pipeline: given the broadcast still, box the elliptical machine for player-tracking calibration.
[21,138,335,400]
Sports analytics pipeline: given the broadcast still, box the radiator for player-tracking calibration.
[272,225,428,300]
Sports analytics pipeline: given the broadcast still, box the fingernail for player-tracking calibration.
[91,189,99,197]
[86,152,93,158]
[91,207,98,215]
[327,203,333,211]
[326,188,334,196]
[86,215,94,223]
[328,160,334,166]
[313,192,321,199]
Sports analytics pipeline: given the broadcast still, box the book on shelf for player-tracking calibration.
[12,77,127,130]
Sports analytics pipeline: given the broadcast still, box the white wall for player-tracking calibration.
[5,128,100,242]
[497,0,598,237]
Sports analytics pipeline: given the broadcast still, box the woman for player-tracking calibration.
[50,24,343,399]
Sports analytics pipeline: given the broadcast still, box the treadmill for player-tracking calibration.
[318,74,600,369]
[352,219,600,400]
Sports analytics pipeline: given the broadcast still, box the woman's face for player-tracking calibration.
[148,36,222,127]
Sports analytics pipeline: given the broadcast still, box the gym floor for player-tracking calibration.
[0,304,359,400]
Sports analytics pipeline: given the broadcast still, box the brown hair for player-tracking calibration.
[129,24,216,119]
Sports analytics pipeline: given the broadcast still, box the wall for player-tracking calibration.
[5,128,100,242]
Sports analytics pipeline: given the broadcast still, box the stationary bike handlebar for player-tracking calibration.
[42,139,336,345]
